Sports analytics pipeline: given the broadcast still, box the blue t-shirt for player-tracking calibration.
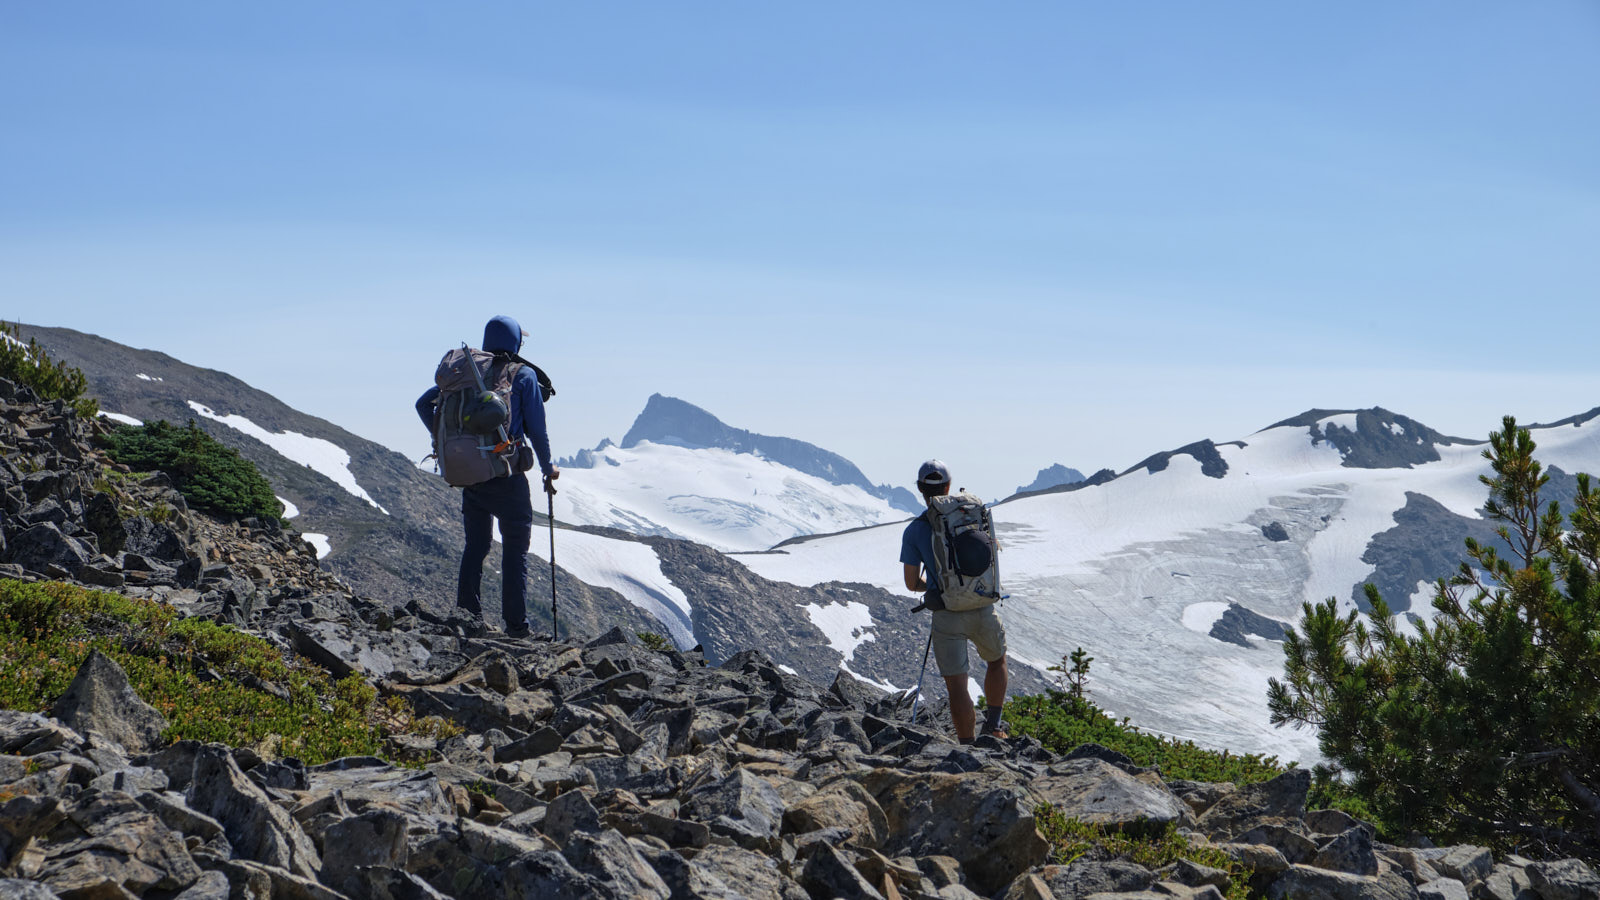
[900,514,940,592]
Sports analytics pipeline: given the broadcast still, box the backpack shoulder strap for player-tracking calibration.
[494,350,555,401]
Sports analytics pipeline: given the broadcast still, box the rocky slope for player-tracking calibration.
[5,367,1600,899]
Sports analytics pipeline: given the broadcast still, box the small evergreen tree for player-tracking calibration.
[1268,416,1600,860]
[0,321,98,418]
[104,419,283,521]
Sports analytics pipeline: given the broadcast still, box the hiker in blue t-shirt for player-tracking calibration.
[416,315,558,636]
[900,459,1009,743]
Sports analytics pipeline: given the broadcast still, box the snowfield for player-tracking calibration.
[739,414,1600,763]
[551,441,906,552]
[187,401,388,514]
[527,528,696,646]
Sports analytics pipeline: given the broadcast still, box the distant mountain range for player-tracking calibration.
[25,323,1600,763]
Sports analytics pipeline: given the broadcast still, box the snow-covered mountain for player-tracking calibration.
[555,394,917,551]
[735,407,1600,763]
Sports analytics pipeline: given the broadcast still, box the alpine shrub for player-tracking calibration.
[104,419,283,521]
[0,321,98,418]
[1269,416,1600,862]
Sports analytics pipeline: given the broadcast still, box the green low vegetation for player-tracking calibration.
[1270,416,1600,863]
[1034,807,1253,900]
[103,419,283,522]
[1004,652,1285,786]
[0,321,98,419]
[0,579,444,764]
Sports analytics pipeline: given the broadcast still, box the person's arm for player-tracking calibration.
[515,369,555,477]
[415,386,440,433]
[904,563,927,593]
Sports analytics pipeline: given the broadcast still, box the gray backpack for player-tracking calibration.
[926,491,1002,611]
[431,346,522,487]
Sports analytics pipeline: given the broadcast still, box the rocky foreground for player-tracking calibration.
[4,387,1600,899]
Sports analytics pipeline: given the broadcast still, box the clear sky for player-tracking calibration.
[4,3,1598,501]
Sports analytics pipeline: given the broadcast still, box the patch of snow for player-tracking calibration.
[552,441,906,552]
[99,412,143,427]
[1387,422,1406,436]
[187,401,388,514]
[1180,601,1231,635]
[0,332,24,349]
[302,533,331,558]
[527,529,694,646]
[841,661,899,694]
[777,664,799,676]
[135,373,164,382]
[802,599,877,662]
[1319,413,1360,432]
[277,496,299,519]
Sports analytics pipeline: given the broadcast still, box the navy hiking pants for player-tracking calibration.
[458,471,533,630]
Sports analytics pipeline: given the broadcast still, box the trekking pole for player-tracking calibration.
[544,476,559,642]
[909,630,933,725]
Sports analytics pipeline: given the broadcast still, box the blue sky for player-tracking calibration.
[4,3,1598,500]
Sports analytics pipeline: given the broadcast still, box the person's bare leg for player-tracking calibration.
[944,674,975,741]
[984,656,1008,710]
[982,656,1009,733]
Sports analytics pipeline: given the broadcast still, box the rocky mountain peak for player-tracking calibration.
[618,393,920,513]
[1267,407,1471,469]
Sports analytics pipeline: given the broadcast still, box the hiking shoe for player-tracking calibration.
[504,624,532,640]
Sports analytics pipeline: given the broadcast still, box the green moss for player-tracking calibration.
[0,579,421,764]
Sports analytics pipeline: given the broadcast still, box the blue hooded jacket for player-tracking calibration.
[416,315,554,478]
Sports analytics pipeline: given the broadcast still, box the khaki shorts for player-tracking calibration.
[930,605,1006,677]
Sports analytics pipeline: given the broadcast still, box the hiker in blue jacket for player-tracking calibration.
[416,315,558,636]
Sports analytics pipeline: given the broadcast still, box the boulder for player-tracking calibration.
[49,650,169,756]
[1037,860,1156,898]
[186,744,320,880]
[1315,826,1379,877]
[320,809,409,893]
[1031,758,1190,833]
[1195,767,1308,833]
[863,768,1050,896]
[800,843,886,899]
[1526,859,1600,900]
[1471,862,1535,900]
[782,778,888,849]
[681,768,786,851]
[1265,864,1421,900]
[543,789,603,846]
[1424,846,1493,887]
[6,521,90,575]
[0,879,59,900]
[1419,880,1470,900]
[561,828,671,899]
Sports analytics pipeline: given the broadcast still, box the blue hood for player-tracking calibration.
[483,315,524,354]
